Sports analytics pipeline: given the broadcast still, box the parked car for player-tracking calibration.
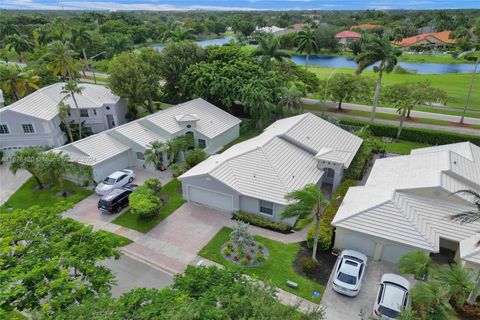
[332,249,368,297]
[95,169,135,195]
[98,188,133,213]
[122,183,138,191]
[373,274,411,319]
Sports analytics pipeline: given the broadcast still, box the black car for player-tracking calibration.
[98,188,132,213]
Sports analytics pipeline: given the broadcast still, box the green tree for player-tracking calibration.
[280,82,305,112]
[398,251,431,280]
[253,33,291,63]
[324,73,373,110]
[355,34,402,122]
[144,140,167,171]
[435,265,474,306]
[0,204,120,314]
[137,47,163,113]
[411,281,453,320]
[43,40,79,80]
[238,78,277,129]
[18,69,41,96]
[129,182,163,218]
[58,101,74,142]
[5,34,34,62]
[282,184,329,261]
[70,27,92,67]
[156,18,180,42]
[9,147,45,188]
[186,148,207,168]
[314,27,339,52]
[166,136,189,163]
[38,151,73,196]
[295,27,318,69]
[61,80,84,140]
[164,26,196,42]
[0,64,23,101]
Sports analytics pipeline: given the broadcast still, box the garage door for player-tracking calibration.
[342,232,377,257]
[93,152,131,181]
[188,186,233,212]
[380,244,413,264]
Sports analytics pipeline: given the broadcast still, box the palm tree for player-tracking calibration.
[411,281,453,320]
[38,152,72,197]
[281,184,329,261]
[238,81,275,129]
[165,26,196,42]
[294,27,318,69]
[280,82,304,112]
[355,34,402,122]
[71,27,93,68]
[144,140,167,171]
[43,40,79,80]
[19,69,40,96]
[5,34,35,62]
[58,101,74,142]
[166,137,189,163]
[9,147,45,189]
[435,265,474,306]
[0,64,23,101]
[156,19,180,42]
[61,81,84,140]
[253,33,291,63]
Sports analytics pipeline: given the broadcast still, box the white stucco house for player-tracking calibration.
[53,98,241,182]
[332,142,480,270]
[0,83,128,156]
[179,113,363,225]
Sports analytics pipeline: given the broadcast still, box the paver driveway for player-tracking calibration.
[321,259,406,320]
[0,164,31,205]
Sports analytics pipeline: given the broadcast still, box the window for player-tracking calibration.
[84,127,93,134]
[93,109,97,116]
[106,106,111,110]
[0,124,9,134]
[67,110,71,116]
[198,139,206,149]
[21,124,35,134]
[136,152,145,160]
[80,109,89,117]
[259,200,274,215]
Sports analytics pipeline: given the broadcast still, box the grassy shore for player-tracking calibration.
[310,67,479,111]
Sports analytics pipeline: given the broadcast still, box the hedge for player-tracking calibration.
[234,211,291,233]
[339,118,480,146]
[343,140,374,180]
[307,180,358,250]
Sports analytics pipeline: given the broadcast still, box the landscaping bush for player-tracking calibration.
[339,118,480,146]
[300,257,316,275]
[398,251,431,280]
[234,211,291,233]
[129,183,162,219]
[306,180,357,250]
[170,163,187,178]
[344,140,373,180]
[186,149,207,168]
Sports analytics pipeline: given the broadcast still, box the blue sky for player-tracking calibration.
[1,0,479,11]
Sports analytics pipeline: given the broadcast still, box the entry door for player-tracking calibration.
[106,114,115,128]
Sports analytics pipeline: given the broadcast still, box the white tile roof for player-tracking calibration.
[113,121,167,147]
[180,113,362,204]
[1,82,120,121]
[333,142,480,265]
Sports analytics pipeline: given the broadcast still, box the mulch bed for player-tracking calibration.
[293,242,337,285]
[55,190,76,197]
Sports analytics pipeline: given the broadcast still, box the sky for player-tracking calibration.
[0,0,479,11]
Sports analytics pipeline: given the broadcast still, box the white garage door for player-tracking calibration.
[188,186,233,212]
[381,244,413,264]
[342,232,377,257]
[93,152,131,181]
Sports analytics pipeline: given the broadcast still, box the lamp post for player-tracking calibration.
[88,51,106,84]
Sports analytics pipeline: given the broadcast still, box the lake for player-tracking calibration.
[291,55,476,74]
[152,36,234,51]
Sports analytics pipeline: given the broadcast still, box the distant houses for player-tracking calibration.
[350,23,382,31]
[335,30,361,46]
[394,31,455,51]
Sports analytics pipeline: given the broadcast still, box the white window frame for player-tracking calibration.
[79,109,89,117]
[259,200,274,216]
[21,123,35,134]
[0,123,10,135]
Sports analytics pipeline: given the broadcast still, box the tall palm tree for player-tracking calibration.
[355,34,402,122]
[71,27,93,67]
[38,152,72,197]
[294,27,318,69]
[19,69,40,96]
[435,265,473,306]
[280,82,304,112]
[238,81,275,129]
[166,137,189,163]
[144,140,167,171]
[253,33,291,63]
[58,101,74,142]
[43,41,79,80]
[5,34,35,62]
[165,26,196,42]
[156,19,180,42]
[61,81,84,140]
[0,64,23,101]
[281,184,329,261]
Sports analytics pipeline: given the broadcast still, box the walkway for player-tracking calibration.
[0,165,31,205]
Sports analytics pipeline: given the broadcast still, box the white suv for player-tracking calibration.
[373,273,411,319]
[332,250,368,297]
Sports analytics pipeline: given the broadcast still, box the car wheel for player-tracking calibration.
[128,177,134,183]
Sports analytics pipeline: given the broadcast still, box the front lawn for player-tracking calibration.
[96,230,134,247]
[199,227,324,302]
[382,139,429,155]
[112,179,185,233]
[1,178,93,210]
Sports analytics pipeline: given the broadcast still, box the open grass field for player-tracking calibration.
[310,67,479,111]
[199,227,324,303]
[398,53,474,64]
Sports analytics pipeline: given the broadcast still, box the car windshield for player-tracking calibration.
[102,177,116,185]
[378,305,400,318]
[338,272,357,285]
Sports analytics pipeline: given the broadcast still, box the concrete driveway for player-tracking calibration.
[101,254,173,297]
[321,260,403,320]
[0,164,31,205]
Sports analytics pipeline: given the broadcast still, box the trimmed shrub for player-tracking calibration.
[256,253,264,262]
[185,149,207,168]
[129,184,163,219]
[234,211,291,233]
[306,180,357,250]
[223,247,232,256]
[344,140,373,180]
[339,118,480,146]
[300,256,316,275]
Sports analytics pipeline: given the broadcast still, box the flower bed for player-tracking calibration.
[221,240,269,267]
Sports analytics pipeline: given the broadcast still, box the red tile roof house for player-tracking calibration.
[335,30,361,46]
[350,23,382,30]
[394,31,456,51]
[292,23,307,30]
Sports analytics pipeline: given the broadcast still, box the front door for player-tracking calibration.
[106,114,115,129]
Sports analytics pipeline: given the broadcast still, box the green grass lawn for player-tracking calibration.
[199,227,324,302]
[379,138,430,155]
[7,311,28,320]
[310,67,479,111]
[96,230,134,247]
[398,53,473,64]
[112,179,185,233]
[1,178,93,210]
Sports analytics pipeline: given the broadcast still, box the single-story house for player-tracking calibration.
[332,142,480,270]
[179,113,363,225]
[350,23,382,31]
[394,31,455,51]
[0,83,128,156]
[335,30,361,46]
[53,98,241,182]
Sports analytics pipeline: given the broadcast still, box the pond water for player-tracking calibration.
[291,55,476,74]
[152,36,234,51]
